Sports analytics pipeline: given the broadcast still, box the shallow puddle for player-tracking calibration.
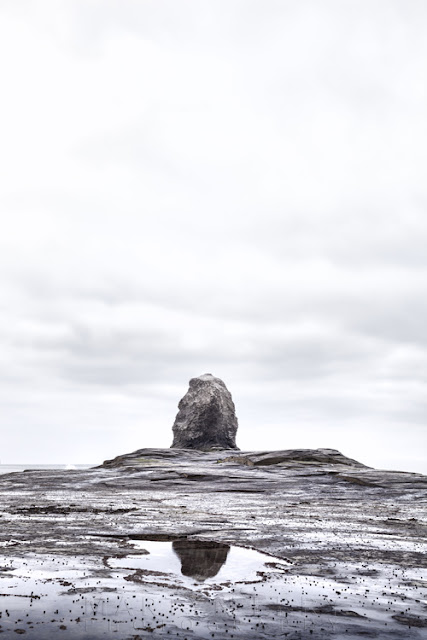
[0,542,426,639]
[109,539,289,585]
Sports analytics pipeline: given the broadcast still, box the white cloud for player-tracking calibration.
[0,1,426,472]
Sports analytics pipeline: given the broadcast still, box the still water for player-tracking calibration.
[109,539,289,585]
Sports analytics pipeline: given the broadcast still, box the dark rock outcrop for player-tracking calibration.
[171,373,239,450]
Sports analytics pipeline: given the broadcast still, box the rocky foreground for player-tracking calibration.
[0,448,426,639]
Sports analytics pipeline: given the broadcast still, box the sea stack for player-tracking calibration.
[171,373,239,450]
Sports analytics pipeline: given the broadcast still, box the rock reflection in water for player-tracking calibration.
[172,539,230,581]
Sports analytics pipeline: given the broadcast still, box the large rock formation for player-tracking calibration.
[171,373,239,450]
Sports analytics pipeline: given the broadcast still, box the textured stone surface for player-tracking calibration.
[171,373,239,450]
[0,449,426,637]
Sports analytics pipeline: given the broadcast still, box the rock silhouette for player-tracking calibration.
[172,540,230,581]
[170,374,239,450]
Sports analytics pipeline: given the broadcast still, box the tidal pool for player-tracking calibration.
[108,539,290,585]
[0,539,425,638]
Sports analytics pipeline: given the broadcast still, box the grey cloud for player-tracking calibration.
[10,290,422,392]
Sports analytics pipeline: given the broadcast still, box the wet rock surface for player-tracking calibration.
[171,374,239,450]
[0,447,426,638]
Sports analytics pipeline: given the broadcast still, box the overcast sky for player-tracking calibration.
[1,1,426,473]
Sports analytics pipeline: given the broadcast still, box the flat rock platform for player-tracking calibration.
[0,448,426,638]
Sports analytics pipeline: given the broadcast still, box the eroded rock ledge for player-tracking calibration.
[101,446,367,469]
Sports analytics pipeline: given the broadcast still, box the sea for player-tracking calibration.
[0,464,95,476]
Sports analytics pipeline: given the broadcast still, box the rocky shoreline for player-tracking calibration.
[0,447,426,638]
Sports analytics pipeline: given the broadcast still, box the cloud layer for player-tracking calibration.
[0,1,426,471]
